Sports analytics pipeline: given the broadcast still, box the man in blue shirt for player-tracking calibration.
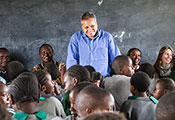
[66,12,121,77]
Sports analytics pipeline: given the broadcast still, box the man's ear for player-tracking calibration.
[72,77,78,86]
[41,85,46,92]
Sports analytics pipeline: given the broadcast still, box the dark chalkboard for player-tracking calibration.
[0,0,175,70]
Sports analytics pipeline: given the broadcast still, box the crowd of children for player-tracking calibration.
[0,44,175,120]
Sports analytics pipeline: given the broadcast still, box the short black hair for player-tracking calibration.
[130,71,150,92]
[81,12,97,21]
[0,47,9,52]
[127,48,142,57]
[71,82,94,95]
[7,61,25,81]
[156,92,175,120]
[84,65,96,74]
[44,62,60,80]
[84,111,126,120]
[112,55,131,73]
[33,70,48,86]
[90,72,103,82]
[75,86,114,115]
[137,63,155,78]
[66,65,91,83]
[9,72,39,103]
[39,44,54,54]
[156,78,175,91]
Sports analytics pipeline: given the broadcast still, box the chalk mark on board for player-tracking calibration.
[97,0,103,6]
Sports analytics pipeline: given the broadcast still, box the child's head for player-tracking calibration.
[39,44,54,64]
[153,78,175,100]
[7,61,25,82]
[112,55,134,77]
[0,82,10,108]
[156,92,175,120]
[0,48,10,71]
[44,62,60,80]
[130,71,150,96]
[84,111,126,120]
[84,65,96,74]
[64,65,91,92]
[9,72,39,105]
[127,48,142,66]
[90,72,103,87]
[75,86,114,117]
[33,70,54,94]
[137,63,155,78]
[69,82,94,118]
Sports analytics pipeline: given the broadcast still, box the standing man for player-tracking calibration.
[66,12,121,77]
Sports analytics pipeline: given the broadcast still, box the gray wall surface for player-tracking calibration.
[0,0,175,70]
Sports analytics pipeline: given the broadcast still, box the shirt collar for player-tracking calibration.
[0,70,6,74]
[13,111,47,120]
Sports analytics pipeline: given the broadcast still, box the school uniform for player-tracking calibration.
[103,75,132,110]
[120,96,156,120]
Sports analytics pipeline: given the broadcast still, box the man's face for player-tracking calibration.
[39,45,53,64]
[0,50,10,70]
[81,18,98,40]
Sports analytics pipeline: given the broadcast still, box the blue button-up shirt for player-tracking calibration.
[66,29,121,77]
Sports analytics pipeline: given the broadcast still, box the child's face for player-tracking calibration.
[129,50,141,65]
[69,89,78,118]
[64,73,75,92]
[161,49,173,67]
[153,82,165,100]
[121,58,134,77]
[0,84,10,108]
[0,50,10,69]
[92,80,100,87]
[39,45,53,64]
[45,73,54,94]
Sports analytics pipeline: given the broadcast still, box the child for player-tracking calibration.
[62,65,91,116]
[9,72,63,120]
[137,62,156,95]
[104,55,134,110]
[44,62,65,95]
[33,70,66,118]
[75,85,115,118]
[90,72,103,87]
[127,48,142,72]
[32,44,65,87]
[153,78,175,100]
[0,48,10,83]
[67,82,94,119]
[7,61,25,83]
[0,81,10,108]
[120,72,156,120]
[156,92,175,120]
